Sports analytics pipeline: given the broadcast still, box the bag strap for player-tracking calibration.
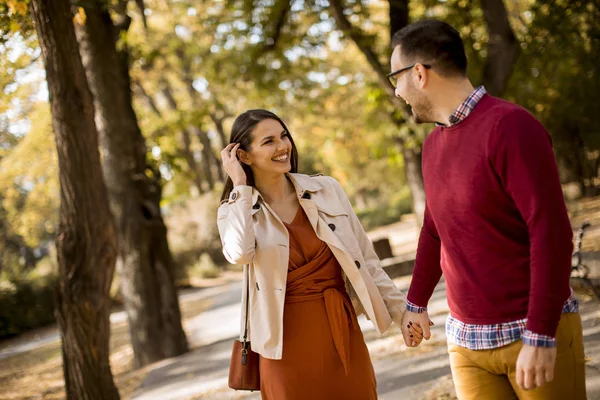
[242,264,250,344]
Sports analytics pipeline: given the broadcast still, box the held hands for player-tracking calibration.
[401,309,433,347]
[516,344,557,390]
[221,143,247,186]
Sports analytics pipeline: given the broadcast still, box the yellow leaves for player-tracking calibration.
[73,7,87,27]
[4,0,29,33]
[0,103,58,248]
[9,20,21,34]
[7,0,29,16]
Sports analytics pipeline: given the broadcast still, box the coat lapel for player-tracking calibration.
[289,173,351,255]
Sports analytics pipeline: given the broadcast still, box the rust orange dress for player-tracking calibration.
[259,207,377,400]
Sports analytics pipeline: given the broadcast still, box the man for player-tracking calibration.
[390,20,587,399]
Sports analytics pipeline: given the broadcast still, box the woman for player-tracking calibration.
[217,109,422,399]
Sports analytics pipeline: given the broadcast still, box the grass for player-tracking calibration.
[0,294,210,400]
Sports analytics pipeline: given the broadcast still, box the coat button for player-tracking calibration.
[231,192,237,201]
[355,261,361,269]
[253,203,260,210]
[328,223,336,231]
[301,192,311,199]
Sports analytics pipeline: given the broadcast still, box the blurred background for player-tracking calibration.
[1,0,599,399]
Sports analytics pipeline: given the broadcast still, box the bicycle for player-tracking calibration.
[571,222,600,299]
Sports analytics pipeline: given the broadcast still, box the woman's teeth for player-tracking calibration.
[273,154,288,162]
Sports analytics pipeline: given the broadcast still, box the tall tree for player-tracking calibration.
[74,0,188,367]
[29,0,120,398]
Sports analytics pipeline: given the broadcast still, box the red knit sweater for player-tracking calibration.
[407,94,573,337]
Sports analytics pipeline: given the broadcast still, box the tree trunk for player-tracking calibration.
[480,0,520,96]
[330,0,402,106]
[181,128,206,194]
[388,0,426,224]
[399,142,425,225]
[160,81,206,194]
[133,79,162,118]
[29,0,120,398]
[210,114,229,150]
[211,114,230,183]
[189,125,215,190]
[75,1,188,368]
[388,0,409,40]
[330,0,427,222]
[174,50,225,185]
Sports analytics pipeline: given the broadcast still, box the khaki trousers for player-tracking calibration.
[448,313,587,400]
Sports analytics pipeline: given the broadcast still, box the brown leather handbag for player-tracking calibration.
[228,265,260,391]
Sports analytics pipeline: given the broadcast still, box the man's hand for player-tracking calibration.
[516,344,557,390]
[401,309,432,347]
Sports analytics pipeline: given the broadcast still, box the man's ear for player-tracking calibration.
[414,63,429,89]
[237,149,252,166]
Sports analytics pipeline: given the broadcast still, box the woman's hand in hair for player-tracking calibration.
[221,143,247,186]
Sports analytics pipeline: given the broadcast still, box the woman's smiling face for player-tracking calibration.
[240,118,293,175]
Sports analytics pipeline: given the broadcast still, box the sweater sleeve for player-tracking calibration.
[490,109,573,337]
[407,203,443,308]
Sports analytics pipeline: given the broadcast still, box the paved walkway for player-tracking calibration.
[2,212,599,399]
[130,277,600,400]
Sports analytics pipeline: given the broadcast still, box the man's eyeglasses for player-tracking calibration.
[386,64,432,88]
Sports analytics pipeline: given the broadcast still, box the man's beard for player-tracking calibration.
[411,99,435,124]
[407,89,435,124]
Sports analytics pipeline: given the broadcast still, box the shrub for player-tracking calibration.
[356,188,414,231]
[0,272,57,339]
[165,190,227,284]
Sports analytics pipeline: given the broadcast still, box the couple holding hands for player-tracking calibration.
[217,20,587,400]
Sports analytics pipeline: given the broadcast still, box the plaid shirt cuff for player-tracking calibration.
[522,330,556,348]
[406,300,427,313]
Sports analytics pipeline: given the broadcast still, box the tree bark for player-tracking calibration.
[480,0,520,96]
[29,0,120,398]
[75,1,188,368]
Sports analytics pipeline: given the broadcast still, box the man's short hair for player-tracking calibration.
[391,19,467,77]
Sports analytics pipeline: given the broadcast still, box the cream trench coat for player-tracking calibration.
[217,173,407,359]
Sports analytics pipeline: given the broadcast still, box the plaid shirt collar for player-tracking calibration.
[436,86,487,127]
